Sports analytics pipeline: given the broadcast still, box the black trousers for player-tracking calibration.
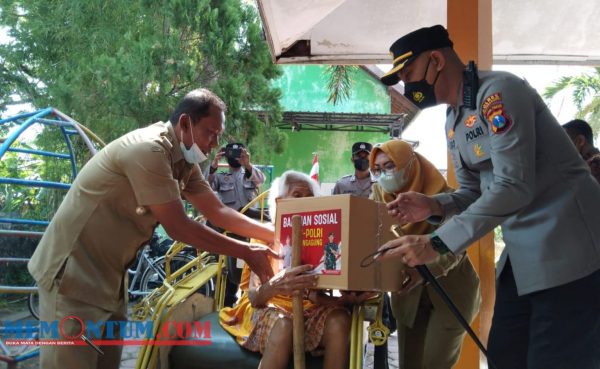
[488,260,600,369]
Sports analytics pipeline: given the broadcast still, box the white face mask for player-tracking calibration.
[180,122,208,165]
[377,169,409,193]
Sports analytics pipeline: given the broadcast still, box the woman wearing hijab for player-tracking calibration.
[369,140,481,369]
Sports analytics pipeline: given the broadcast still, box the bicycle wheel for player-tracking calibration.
[140,255,213,296]
[28,283,40,320]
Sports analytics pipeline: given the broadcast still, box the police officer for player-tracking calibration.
[376,25,600,369]
[28,89,277,369]
[208,143,265,211]
[332,141,376,198]
[208,143,266,306]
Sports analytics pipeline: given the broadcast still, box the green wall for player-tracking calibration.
[272,65,390,114]
[271,130,389,183]
[270,66,391,183]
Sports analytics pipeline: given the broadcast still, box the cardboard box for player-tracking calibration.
[274,194,406,291]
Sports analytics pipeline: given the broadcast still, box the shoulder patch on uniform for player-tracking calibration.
[481,92,512,134]
[481,92,502,119]
[464,115,477,128]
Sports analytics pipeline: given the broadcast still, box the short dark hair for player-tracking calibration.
[563,119,593,143]
[170,88,227,125]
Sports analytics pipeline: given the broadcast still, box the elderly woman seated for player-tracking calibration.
[219,170,351,369]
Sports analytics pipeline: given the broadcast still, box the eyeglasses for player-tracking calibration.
[370,153,416,179]
[370,161,397,179]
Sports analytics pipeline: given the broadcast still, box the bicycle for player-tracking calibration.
[27,235,214,320]
[128,235,214,300]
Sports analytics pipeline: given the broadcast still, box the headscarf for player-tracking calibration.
[369,139,451,235]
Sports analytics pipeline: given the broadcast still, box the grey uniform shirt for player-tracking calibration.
[332,174,376,198]
[210,167,265,210]
[433,70,600,295]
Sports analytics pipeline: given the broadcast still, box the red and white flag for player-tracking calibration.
[309,153,319,183]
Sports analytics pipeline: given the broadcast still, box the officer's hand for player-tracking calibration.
[244,243,281,283]
[375,234,438,267]
[239,148,251,169]
[386,191,438,224]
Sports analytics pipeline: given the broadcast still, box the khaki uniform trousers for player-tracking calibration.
[396,290,469,369]
[39,280,127,369]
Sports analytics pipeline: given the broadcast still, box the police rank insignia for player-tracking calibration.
[464,115,477,128]
[473,143,485,158]
[481,92,513,134]
[448,129,455,140]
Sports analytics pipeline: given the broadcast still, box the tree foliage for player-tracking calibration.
[324,65,358,105]
[543,67,600,135]
[0,0,286,161]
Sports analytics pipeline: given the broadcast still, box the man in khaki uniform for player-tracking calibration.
[28,89,277,369]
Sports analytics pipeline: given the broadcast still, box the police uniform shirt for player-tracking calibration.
[432,70,600,295]
[28,121,212,311]
[211,166,265,210]
[332,174,376,198]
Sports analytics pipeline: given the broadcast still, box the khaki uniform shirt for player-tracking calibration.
[332,174,376,198]
[210,167,265,210]
[28,121,211,311]
[435,71,600,295]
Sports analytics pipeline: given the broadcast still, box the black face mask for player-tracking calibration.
[353,157,370,171]
[403,57,440,110]
[227,157,242,168]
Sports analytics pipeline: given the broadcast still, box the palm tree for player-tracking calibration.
[324,65,358,105]
[543,67,600,134]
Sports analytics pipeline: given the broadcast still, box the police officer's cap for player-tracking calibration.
[381,25,453,86]
[352,142,372,155]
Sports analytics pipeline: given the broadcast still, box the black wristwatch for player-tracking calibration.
[429,232,451,255]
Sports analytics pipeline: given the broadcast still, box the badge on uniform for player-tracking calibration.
[473,143,485,158]
[481,92,513,134]
[464,115,477,128]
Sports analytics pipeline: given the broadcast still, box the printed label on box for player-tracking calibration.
[279,209,342,275]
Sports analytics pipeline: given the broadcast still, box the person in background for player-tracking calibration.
[332,141,376,198]
[208,142,267,306]
[370,140,480,369]
[208,142,266,211]
[563,119,600,183]
[220,170,351,369]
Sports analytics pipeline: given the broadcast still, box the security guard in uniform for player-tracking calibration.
[28,89,277,369]
[208,143,265,211]
[377,25,600,369]
[332,142,376,198]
